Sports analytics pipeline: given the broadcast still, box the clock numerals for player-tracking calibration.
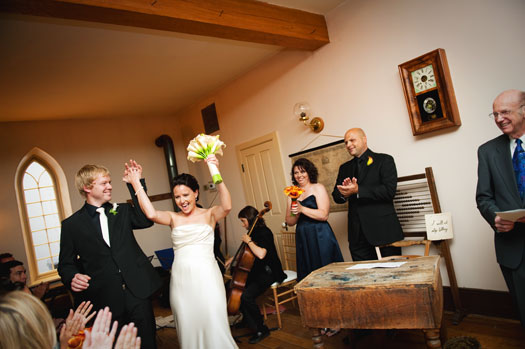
[399,49,461,135]
[411,64,437,94]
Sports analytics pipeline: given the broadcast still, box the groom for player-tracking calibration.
[58,164,162,348]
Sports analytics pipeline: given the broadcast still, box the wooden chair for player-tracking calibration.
[375,167,464,324]
[261,229,298,329]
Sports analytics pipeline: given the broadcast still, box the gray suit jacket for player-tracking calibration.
[476,134,525,269]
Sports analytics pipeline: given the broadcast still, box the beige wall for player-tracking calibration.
[1,0,524,291]
[172,0,525,291]
[0,117,194,272]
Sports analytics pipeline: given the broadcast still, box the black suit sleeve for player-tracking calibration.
[358,154,398,202]
[58,218,80,289]
[126,178,154,229]
[332,163,349,204]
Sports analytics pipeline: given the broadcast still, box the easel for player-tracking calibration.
[393,167,465,324]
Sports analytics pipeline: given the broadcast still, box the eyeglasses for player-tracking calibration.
[489,105,525,119]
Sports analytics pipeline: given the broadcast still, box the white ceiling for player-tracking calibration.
[0,0,344,123]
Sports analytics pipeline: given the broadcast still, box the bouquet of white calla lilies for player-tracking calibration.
[187,134,226,183]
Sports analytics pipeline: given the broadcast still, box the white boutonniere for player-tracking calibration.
[109,203,118,215]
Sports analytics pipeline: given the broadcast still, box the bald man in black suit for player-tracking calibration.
[332,128,403,261]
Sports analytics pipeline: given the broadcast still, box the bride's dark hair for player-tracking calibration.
[238,205,266,228]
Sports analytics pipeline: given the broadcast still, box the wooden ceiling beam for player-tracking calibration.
[1,0,329,50]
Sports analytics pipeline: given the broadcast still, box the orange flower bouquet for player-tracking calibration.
[67,328,91,349]
[284,185,304,216]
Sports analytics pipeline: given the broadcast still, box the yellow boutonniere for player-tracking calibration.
[367,156,373,166]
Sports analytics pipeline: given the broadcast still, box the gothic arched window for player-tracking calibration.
[15,148,72,284]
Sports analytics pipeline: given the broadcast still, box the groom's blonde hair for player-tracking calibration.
[75,164,110,198]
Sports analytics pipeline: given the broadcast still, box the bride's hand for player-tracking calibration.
[204,154,219,168]
[123,159,143,183]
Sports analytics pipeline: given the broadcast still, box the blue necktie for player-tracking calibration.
[512,139,525,199]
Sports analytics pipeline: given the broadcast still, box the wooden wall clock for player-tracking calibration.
[399,48,461,135]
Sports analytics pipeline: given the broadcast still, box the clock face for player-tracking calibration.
[411,64,437,93]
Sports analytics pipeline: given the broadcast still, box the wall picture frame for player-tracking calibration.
[289,140,351,213]
[398,48,461,136]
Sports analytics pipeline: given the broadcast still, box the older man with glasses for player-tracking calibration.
[476,89,525,326]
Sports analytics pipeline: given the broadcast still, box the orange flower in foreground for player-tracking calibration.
[68,328,91,349]
[284,185,304,199]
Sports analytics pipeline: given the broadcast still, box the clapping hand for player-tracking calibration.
[114,323,141,349]
[59,301,96,349]
[337,177,358,197]
[31,281,49,299]
[82,307,118,349]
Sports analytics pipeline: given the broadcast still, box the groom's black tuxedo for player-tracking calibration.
[332,149,404,260]
[59,180,162,347]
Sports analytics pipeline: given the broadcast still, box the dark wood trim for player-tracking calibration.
[0,0,329,50]
[443,286,518,320]
[126,192,171,205]
[288,139,344,158]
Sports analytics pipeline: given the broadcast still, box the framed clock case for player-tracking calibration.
[399,48,461,135]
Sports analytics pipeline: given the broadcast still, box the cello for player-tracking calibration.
[226,201,272,315]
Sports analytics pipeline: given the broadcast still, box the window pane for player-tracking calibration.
[26,202,43,217]
[52,256,59,269]
[42,200,58,215]
[48,227,60,242]
[32,230,48,245]
[29,216,45,232]
[35,244,50,259]
[24,189,40,203]
[39,171,53,187]
[23,174,37,190]
[19,157,65,280]
[44,214,60,229]
[26,162,44,179]
[37,259,53,273]
[40,187,55,201]
[50,242,60,256]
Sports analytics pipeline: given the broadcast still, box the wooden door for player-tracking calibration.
[236,132,289,249]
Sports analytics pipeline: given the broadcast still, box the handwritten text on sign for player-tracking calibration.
[425,212,453,240]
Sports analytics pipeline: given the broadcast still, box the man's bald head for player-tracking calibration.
[344,128,368,158]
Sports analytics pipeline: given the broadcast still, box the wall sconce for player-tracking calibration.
[293,102,324,133]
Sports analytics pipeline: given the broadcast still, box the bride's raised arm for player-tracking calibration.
[206,155,232,222]
[123,159,172,226]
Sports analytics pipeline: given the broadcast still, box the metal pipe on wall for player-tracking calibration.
[155,134,178,211]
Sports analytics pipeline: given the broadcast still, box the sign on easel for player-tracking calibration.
[425,212,453,240]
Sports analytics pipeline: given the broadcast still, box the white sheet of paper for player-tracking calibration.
[425,212,454,240]
[495,209,525,222]
[347,262,406,270]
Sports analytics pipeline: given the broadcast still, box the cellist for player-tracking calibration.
[225,206,287,344]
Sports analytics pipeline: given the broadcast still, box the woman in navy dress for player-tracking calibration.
[285,158,344,282]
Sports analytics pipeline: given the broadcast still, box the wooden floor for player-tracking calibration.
[153,302,525,349]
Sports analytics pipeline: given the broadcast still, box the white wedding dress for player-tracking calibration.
[170,223,238,349]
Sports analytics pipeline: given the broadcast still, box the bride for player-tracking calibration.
[123,155,237,349]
